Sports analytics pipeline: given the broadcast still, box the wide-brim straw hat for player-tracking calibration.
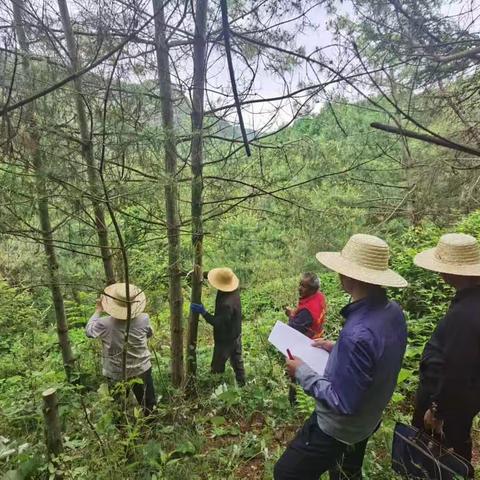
[414,233,480,276]
[316,234,408,288]
[207,267,239,292]
[102,283,146,320]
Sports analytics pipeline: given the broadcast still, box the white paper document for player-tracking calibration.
[268,321,330,376]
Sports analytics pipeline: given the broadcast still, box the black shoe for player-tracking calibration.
[236,378,246,387]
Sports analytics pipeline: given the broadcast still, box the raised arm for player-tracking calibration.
[85,298,109,339]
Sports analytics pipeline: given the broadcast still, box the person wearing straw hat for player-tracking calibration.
[85,283,156,416]
[274,234,408,480]
[412,233,480,467]
[190,267,246,386]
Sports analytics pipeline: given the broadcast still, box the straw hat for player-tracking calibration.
[207,267,239,292]
[316,234,408,288]
[414,233,480,276]
[102,283,146,320]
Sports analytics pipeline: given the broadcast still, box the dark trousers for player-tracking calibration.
[274,413,370,480]
[211,337,246,386]
[413,386,475,464]
[109,367,156,416]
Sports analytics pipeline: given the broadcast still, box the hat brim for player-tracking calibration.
[207,269,239,292]
[102,284,146,320]
[414,248,480,276]
[316,252,408,288]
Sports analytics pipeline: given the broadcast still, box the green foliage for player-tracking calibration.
[240,276,296,316]
[3,63,480,475]
[457,210,480,237]
[4,0,480,476]
[389,224,451,320]
[4,208,480,478]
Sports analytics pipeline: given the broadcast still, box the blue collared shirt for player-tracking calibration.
[295,289,407,444]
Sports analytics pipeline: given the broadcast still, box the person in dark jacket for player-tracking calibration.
[275,234,408,480]
[285,272,327,338]
[412,233,480,468]
[191,267,246,386]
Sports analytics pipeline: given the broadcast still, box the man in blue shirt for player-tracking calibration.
[274,234,408,480]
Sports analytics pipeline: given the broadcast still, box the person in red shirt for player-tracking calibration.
[285,272,327,339]
[284,272,327,404]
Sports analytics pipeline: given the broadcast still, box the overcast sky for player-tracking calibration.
[215,0,473,131]
[219,3,347,131]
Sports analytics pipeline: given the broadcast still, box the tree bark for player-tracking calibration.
[34,152,76,378]
[186,0,208,385]
[57,0,116,285]
[152,0,184,387]
[387,73,420,225]
[12,0,75,380]
[42,388,63,458]
[399,133,420,225]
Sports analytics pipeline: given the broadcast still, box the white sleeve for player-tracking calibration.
[85,313,110,338]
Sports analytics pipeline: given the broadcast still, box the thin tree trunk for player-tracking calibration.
[42,388,63,458]
[12,0,75,379]
[34,152,76,378]
[57,0,116,285]
[186,0,208,385]
[399,132,420,225]
[152,0,184,387]
[97,53,133,383]
[388,73,419,226]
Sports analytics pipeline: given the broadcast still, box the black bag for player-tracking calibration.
[392,422,473,479]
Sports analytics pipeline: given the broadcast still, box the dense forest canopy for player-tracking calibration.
[2,0,480,478]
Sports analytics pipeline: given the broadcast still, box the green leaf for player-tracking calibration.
[391,392,405,404]
[2,471,22,480]
[397,368,412,384]
[170,440,196,458]
[210,416,225,426]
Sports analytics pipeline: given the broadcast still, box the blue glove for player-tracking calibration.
[190,303,206,316]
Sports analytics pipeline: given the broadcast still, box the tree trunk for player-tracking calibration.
[186,0,209,385]
[34,152,76,378]
[12,0,75,380]
[387,71,419,225]
[42,388,63,458]
[152,0,184,387]
[57,0,116,285]
[399,134,420,225]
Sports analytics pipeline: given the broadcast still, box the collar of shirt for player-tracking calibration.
[453,284,480,303]
[340,289,388,321]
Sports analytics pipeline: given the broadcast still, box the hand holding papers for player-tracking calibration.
[268,321,330,376]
